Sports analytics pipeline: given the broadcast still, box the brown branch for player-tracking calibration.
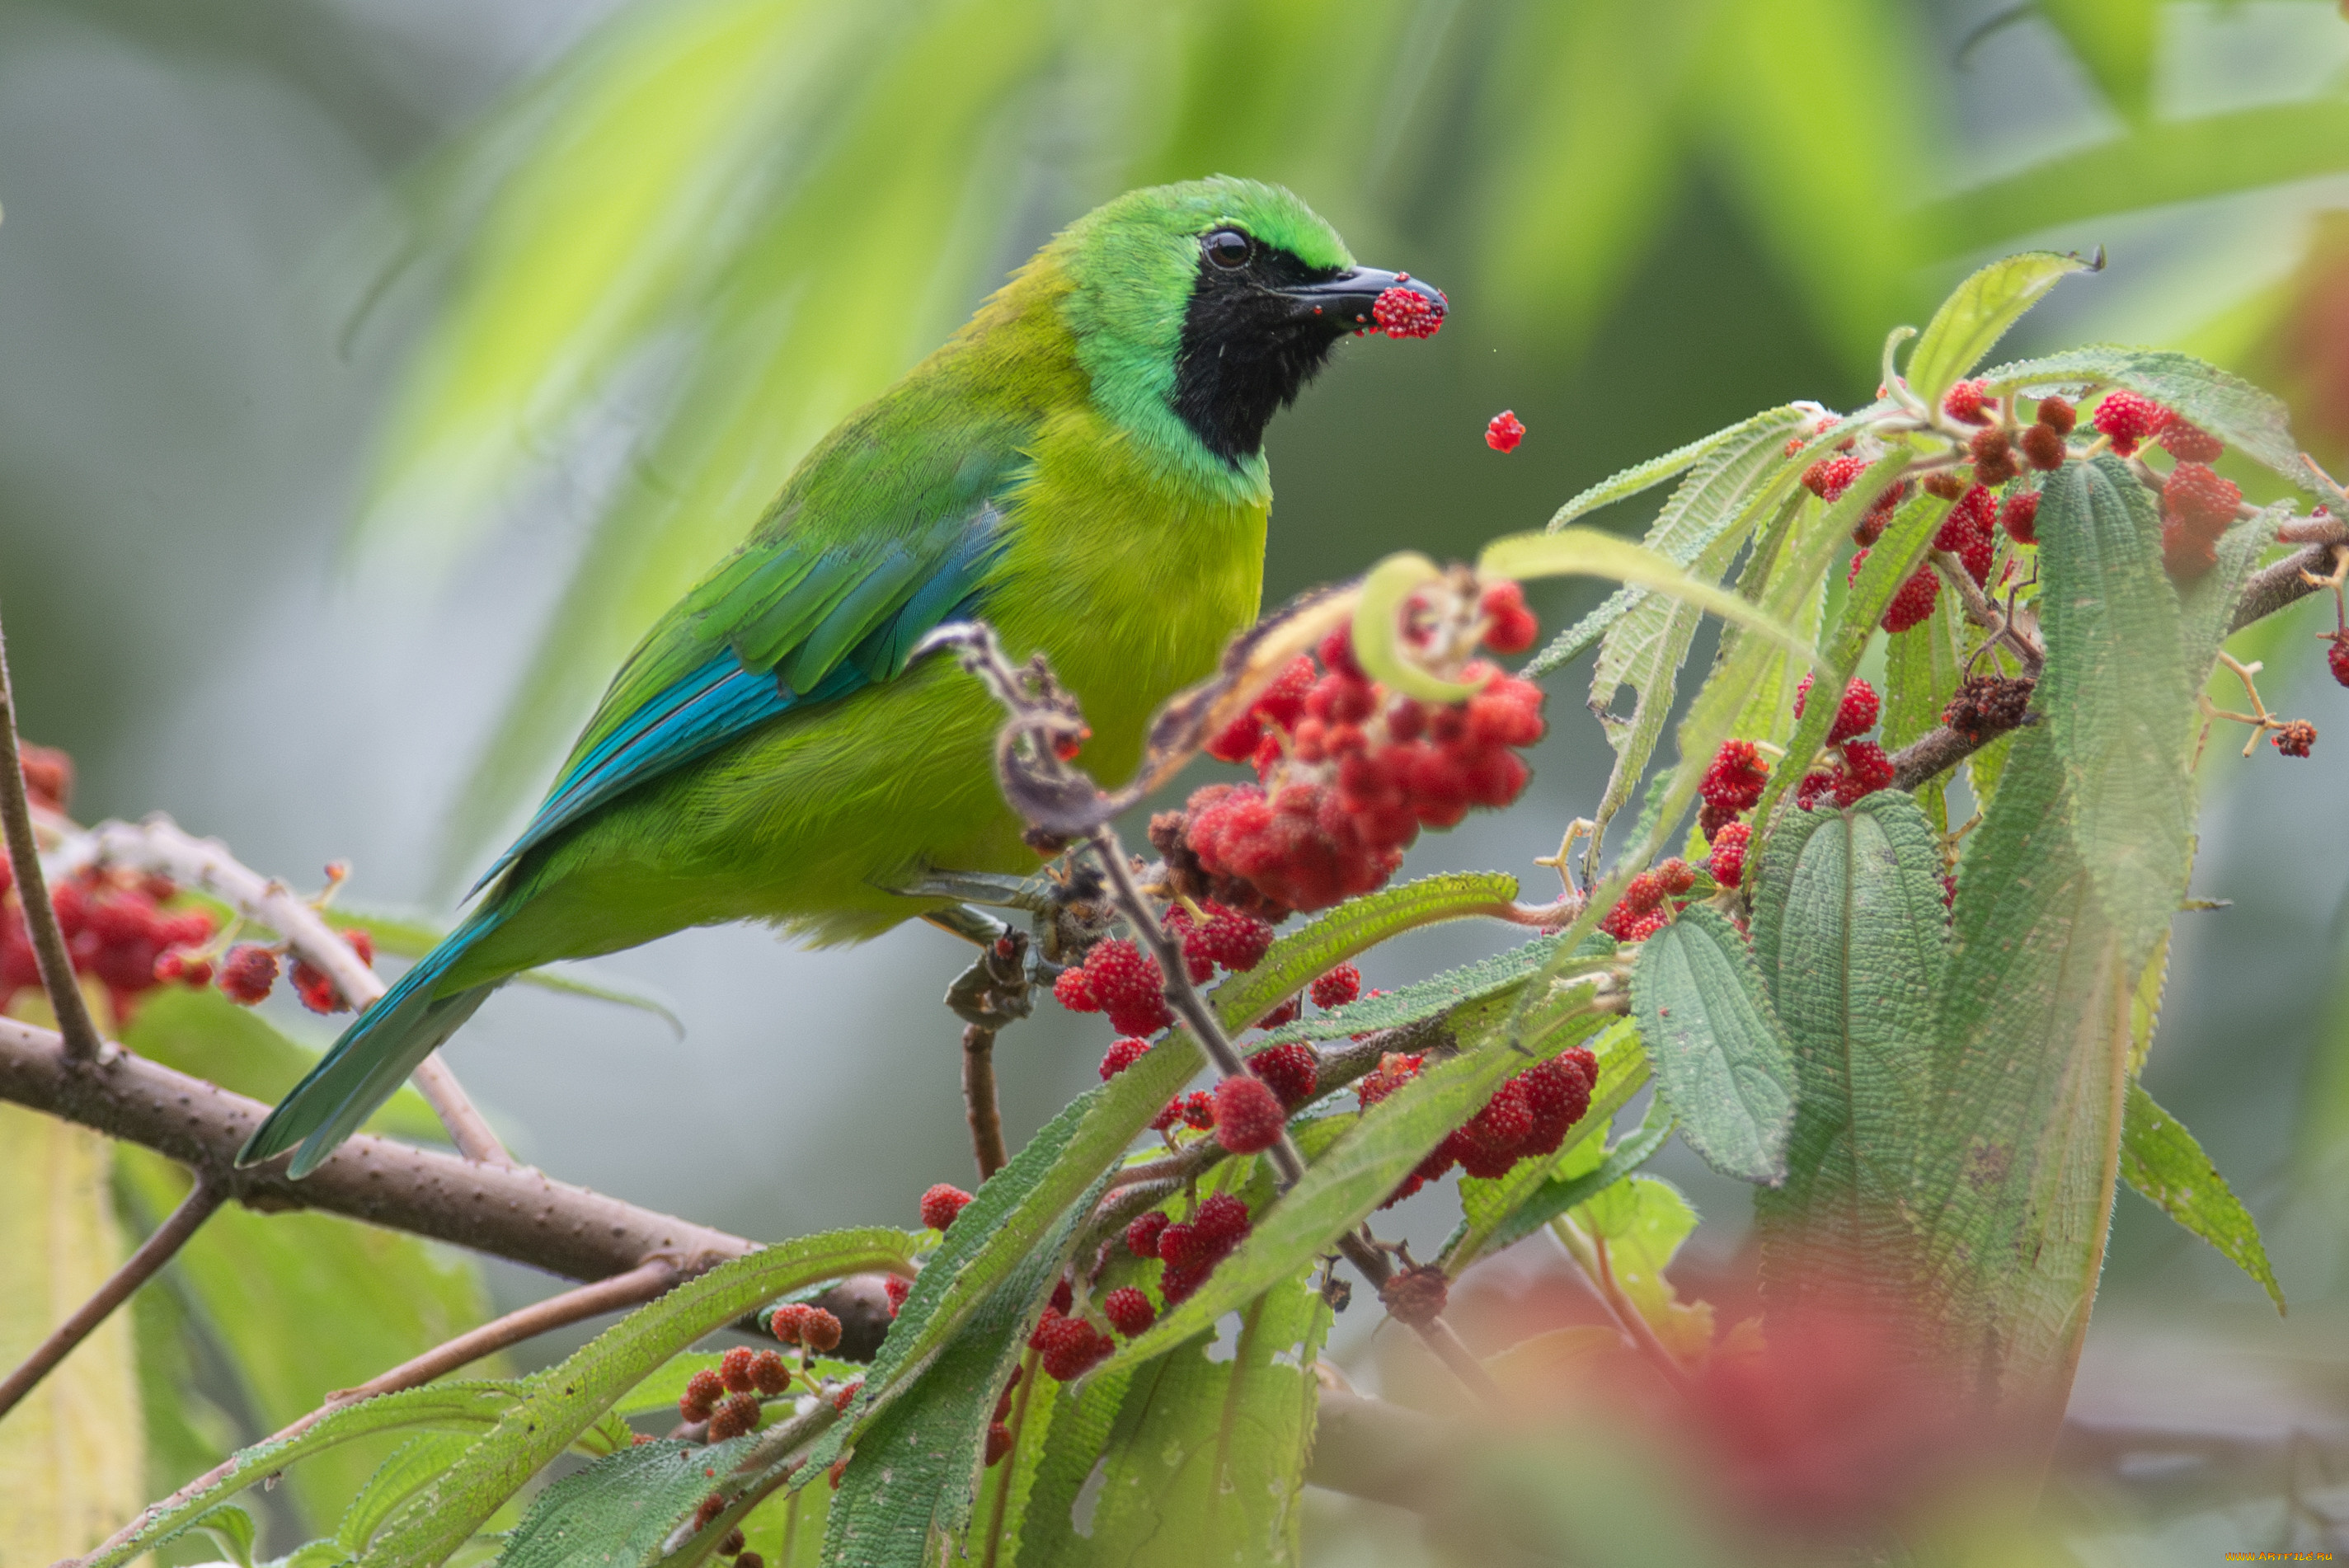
[69,815,510,1166]
[962,1026,1007,1181]
[0,1014,754,1283]
[0,608,106,1064]
[2229,538,2347,636]
[0,1171,225,1421]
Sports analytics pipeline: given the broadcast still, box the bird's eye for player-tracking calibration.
[1203,228,1253,270]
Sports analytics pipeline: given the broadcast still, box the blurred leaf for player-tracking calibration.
[188,1504,259,1566]
[1102,988,1611,1373]
[2126,930,2171,1079]
[1919,101,2349,260]
[743,1477,832,1566]
[1629,906,1795,1184]
[1562,1174,1712,1362]
[2038,0,2156,124]
[1749,791,1947,1306]
[2119,1083,2284,1314]
[79,1380,525,1568]
[1911,726,2128,1400]
[362,1229,916,1562]
[1904,251,2098,409]
[1540,416,1755,537]
[0,1106,143,1561]
[2034,456,2195,972]
[1980,348,2307,489]
[1445,1073,1672,1272]
[1041,1273,1327,1566]
[117,1148,500,1535]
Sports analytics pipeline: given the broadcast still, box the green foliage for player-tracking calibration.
[2120,1082,2285,1314]
[1904,251,2101,407]
[1560,1175,1712,1363]
[1629,907,1795,1185]
[1445,1077,1674,1273]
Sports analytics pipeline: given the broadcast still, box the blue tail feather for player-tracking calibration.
[237,909,508,1177]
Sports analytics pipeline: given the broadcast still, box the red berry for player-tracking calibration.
[693,1493,726,1530]
[1196,904,1274,973]
[1708,821,1751,889]
[1308,964,1360,1009]
[1656,858,1698,897]
[1700,740,1769,813]
[1485,411,1525,453]
[1379,1264,1450,1327]
[720,1345,759,1392]
[2273,720,2317,758]
[1882,569,1940,634]
[1373,285,1445,339]
[768,1303,810,1345]
[1156,1221,1208,1272]
[2092,389,2172,456]
[1825,678,1880,745]
[1969,426,2018,486]
[1943,676,2036,744]
[884,1275,910,1317]
[681,1368,726,1422]
[920,1183,972,1232]
[2164,462,2240,539]
[985,1422,1014,1467]
[1036,1315,1111,1381]
[2000,491,2040,546]
[2158,418,2225,462]
[1078,940,1172,1037]
[1193,1192,1252,1251]
[1150,1098,1184,1134]
[1213,1075,1287,1154]
[1355,1052,1425,1109]
[750,1349,791,1396]
[1102,1286,1156,1337]
[2034,395,2077,434]
[1478,580,1539,654]
[1802,454,1865,502]
[1125,1210,1168,1259]
[1179,1090,1216,1130]
[2328,631,2349,688]
[835,1378,863,1412]
[1834,740,1896,805]
[1940,378,1990,425]
[2018,422,2066,471]
[342,927,375,968]
[707,1392,761,1441]
[289,959,347,1015]
[217,945,278,1005]
[1099,1037,1150,1081]
[720,1529,746,1557]
[801,1308,842,1354]
[1052,965,1098,1013]
[2162,516,2218,581]
[1246,1042,1319,1109]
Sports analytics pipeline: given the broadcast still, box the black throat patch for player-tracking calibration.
[1171,246,1353,467]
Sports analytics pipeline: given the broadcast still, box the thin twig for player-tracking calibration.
[65,815,510,1166]
[963,1025,1007,1181]
[1548,1214,1689,1392]
[0,1012,754,1283]
[0,1171,225,1421]
[0,606,106,1064]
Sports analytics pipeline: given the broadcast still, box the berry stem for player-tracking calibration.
[1930,548,2045,677]
[56,815,513,1167]
[1548,1213,1690,1394]
[943,930,1028,1181]
[0,605,106,1065]
[0,1168,226,1421]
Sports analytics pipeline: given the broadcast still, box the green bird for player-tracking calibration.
[240,176,1444,1178]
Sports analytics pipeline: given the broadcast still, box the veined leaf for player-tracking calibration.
[1748,791,1948,1307]
[1911,726,2130,1404]
[1445,1076,1672,1272]
[1904,251,2098,408]
[1526,406,1810,678]
[2121,1083,2284,1314]
[361,1230,915,1562]
[1206,871,1524,1029]
[998,1360,1133,1568]
[1557,1174,1712,1364]
[1099,988,1614,1373]
[2035,456,2196,972]
[1247,932,1609,1046]
[340,1430,484,1555]
[78,1381,525,1568]
[1880,575,1966,830]
[497,1433,765,1567]
[1979,347,2305,486]
[1629,907,1796,1185]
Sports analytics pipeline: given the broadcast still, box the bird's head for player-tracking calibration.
[1054,176,1445,480]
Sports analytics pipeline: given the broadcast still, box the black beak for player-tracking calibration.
[1280,266,1447,334]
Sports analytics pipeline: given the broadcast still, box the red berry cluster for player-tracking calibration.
[1794,673,1882,745]
[1698,739,1770,840]
[1486,410,1525,453]
[1597,857,1698,943]
[1309,962,1361,1009]
[1932,484,1998,588]
[1,862,217,1023]
[1384,1049,1597,1206]
[2162,461,2243,582]
[1163,900,1275,982]
[1707,821,1750,890]
[982,1365,1024,1467]
[767,1302,843,1353]
[1123,1191,1252,1306]
[1847,545,1942,635]
[1052,937,1170,1035]
[1791,677,1894,810]
[289,928,375,1015]
[2273,719,2318,758]
[1098,1036,1151,1080]
[1371,283,1445,340]
[919,1183,972,1232]
[1941,675,2036,745]
[1379,1264,1449,1328]
[1171,620,1545,915]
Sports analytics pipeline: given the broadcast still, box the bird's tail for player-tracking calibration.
[237,908,509,1179]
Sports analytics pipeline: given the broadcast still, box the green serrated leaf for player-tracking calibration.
[1440,1021,1651,1271]
[1904,251,2098,407]
[341,1430,483,1555]
[1540,414,1766,534]
[1748,791,1949,1307]
[362,1230,914,1563]
[2035,456,2196,973]
[2121,1083,2284,1314]
[496,1434,763,1566]
[1910,725,2130,1401]
[1247,932,1604,1047]
[1629,907,1796,1185]
[1100,988,1612,1373]
[189,1504,260,1567]
[79,1382,525,1568]
[1980,347,2305,487]
[1207,872,1524,1029]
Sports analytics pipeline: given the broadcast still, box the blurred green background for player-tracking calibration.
[6,0,2349,1556]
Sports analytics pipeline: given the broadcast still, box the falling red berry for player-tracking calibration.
[1485,411,1525,453]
